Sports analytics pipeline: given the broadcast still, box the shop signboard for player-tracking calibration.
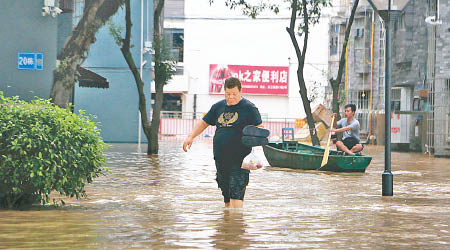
[209,64,288,96]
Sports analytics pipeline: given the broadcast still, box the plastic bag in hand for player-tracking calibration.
[241,149,263,170]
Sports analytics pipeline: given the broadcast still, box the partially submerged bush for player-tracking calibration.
[0,92,108,209]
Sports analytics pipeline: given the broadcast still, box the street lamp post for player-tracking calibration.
[366,0,410,196]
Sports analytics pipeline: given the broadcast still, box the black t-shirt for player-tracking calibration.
[203,98,262,160]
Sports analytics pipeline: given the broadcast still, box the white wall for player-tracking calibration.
[165,0,330,119]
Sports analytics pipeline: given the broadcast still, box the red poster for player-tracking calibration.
[209,64,289,96]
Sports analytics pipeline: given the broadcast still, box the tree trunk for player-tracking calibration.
[120,0,152,142]
[50,0,124,108]
[149,80,164,154]
[286,0,320,146]
[331,80,340,115]
[118,0,165,155]
[148,0,165,155]
[330,0,360,117]
[298,70,320,145]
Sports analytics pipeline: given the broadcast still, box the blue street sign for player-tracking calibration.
[18,52,44,70]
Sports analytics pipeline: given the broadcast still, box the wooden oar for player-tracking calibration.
[319,116,335,169]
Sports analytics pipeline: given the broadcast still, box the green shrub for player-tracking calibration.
[0,92,108,209]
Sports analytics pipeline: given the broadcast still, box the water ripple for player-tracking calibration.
[1,140,450,249]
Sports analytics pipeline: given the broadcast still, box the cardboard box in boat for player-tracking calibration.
[312,104,332,128]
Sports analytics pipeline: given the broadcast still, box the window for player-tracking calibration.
[400,13,406,30]
[348,90,370,110]
[353,17,365,48]
[164,29,184,62]
[59,0,73,13]
[152,93,182,113]
[330,37,338,55]
[391,88,401,111]
[356,28,364,38]
[395,12,406,31]
[354,28,364,48]
[72,0,84,27]
[358,90,369,110]
[331,24,340,33]
[413,97,424,111]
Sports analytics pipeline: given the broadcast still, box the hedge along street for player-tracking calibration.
[0,92,108,209]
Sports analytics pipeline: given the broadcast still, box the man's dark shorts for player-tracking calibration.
[342,137,362,150]
[215,157,250,203]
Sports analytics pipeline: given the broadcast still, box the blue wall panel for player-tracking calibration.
[0,0,153,143]
[75,71,150,142]
[0,0,57,101]
[74,0,153,142]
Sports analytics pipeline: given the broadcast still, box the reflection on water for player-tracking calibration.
[212,210,249,250]
[1,139,450,249]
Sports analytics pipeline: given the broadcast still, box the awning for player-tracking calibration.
[77,67,109,89]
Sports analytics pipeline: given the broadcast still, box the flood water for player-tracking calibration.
[1,138,450,249]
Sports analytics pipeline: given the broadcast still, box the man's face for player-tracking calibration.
[225,86,242,106]
[344,107,354,119]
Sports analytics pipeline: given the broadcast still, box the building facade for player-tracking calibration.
[327,0,384,136]
[0,0,153,143]
[429,0,450,157]
[327,0,450,156]
[0,0,59,102]
[161,0,330,120]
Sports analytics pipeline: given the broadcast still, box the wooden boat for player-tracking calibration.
[262,141,372,172]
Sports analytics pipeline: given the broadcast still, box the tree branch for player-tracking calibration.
[51,0,124,108]
[332,0,360,88]
[300,0,309,67]
[123,0,132,50]
[153,0,165,38]
[119,0,151,134]
[286,1,302,60]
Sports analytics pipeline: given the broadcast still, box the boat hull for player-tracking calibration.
[262,142,372,172]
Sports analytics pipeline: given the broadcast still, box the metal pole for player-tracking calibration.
[193,94,197,119]
[138,0,144,149]
[382,7,393,196]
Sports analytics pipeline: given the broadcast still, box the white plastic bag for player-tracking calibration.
[241,149,263,170]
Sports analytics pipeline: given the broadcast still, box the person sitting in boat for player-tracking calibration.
[330,104,363,156]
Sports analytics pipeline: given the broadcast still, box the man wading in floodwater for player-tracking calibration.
[183,77,263,208]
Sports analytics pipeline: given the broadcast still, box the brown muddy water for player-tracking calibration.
[1,139,450,249]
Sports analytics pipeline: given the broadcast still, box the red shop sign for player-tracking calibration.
[209,64,289,96]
